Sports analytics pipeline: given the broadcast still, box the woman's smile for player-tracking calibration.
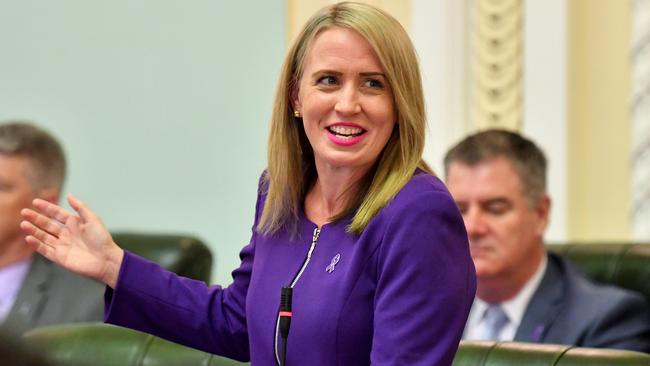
[326,122,367,146]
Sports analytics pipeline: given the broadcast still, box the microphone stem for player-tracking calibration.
[281,336,288,366]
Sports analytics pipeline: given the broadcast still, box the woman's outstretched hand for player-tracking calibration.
[20,195,124,289]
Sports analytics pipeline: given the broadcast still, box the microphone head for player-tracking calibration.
[280,287,293,311]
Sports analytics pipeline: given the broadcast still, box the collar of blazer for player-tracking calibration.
[514,252,565,342]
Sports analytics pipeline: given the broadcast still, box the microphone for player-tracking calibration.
[279,287,293,366]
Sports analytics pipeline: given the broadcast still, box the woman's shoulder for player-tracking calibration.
[391,169,454,207]
[256,170,270,196]
[251,170,270,225]
[365,168,460,230]
[369,168,470,267]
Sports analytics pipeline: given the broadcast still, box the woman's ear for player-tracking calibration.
[290,81,301,115]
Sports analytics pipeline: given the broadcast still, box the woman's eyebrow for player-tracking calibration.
[311,70,386,78]
[311,69,342,77]
[359,72,386,77]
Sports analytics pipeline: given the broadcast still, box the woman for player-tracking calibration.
[21,2,475,365]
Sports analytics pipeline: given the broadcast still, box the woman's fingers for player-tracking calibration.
[68,194,96,222]
[25,235,57,262]
[20,220,62,247]
[20,208,64,237]
[32,198,74,223]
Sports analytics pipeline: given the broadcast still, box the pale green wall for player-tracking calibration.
[0,1,286,283]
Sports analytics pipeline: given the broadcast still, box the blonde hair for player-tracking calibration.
[258,2,431,235]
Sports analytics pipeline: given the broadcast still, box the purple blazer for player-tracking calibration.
[105,171,476,365]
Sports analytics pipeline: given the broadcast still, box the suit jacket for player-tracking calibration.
[1,255,105,335]
[515,252,650,353]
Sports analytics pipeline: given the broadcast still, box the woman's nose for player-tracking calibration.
[334,84,361,115]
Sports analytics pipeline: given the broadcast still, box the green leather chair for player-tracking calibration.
[21,243,650,365]
[1,329,54,366]
[24,324,650,366]
[547,242,650,303]
[24,323,246,366]
[112,232,213,284]
[454,340,650,366]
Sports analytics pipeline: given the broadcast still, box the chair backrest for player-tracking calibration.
[454,340,650,366]
[1,329,54,366]
[24,323,247,366]
[112,232,213,284]
[546,242,650,303]
[26,324,650,366]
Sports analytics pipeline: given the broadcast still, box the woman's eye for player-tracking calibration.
[364,78,384,89]
[317,75,338,86]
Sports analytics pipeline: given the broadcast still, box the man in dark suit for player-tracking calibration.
[0,121,104,335]
[444,129,650,353]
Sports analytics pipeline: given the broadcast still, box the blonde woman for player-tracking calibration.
[21,2,475,365]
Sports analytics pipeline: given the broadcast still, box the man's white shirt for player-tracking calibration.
[463,255,548,341]
[0,258,32,323]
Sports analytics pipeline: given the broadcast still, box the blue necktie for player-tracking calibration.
[480,304,509,340]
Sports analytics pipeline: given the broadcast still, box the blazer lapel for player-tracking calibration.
[4,256,52,333]
[515,253,565,342]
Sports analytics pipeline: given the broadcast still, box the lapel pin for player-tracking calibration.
[325,253,341,273]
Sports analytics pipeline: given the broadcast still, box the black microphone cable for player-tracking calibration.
[279,287,293,366]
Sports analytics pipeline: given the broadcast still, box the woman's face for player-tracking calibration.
[293,27,396,174]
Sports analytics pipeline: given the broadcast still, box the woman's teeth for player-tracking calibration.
[328,125,364,137]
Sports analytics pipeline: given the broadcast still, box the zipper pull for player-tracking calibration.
[312,227,321,242]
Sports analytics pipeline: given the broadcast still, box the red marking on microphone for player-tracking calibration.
[279,311,292,317]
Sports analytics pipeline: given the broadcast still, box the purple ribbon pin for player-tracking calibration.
[326,253,341,273]
[531,324,545,342]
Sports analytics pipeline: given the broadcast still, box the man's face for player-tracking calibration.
[446,157,549,283]
[0,154,38,249]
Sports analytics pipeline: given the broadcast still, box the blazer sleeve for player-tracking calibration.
[103,184,266,361]
[370,188,476,365]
